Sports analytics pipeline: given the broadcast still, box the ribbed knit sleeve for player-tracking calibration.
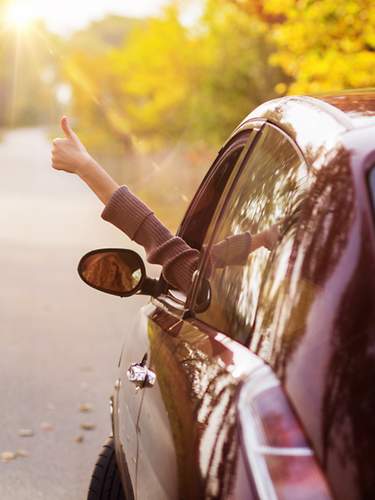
[211,232,252,267]
[101,186,200,293]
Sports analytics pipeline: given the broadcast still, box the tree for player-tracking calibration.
[64,3,284,151]
[63,15,144,154]
[230,0,375,93]
[189,0,284,144]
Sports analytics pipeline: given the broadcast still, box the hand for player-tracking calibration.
[51,116,92,175]
[262,223,281,250]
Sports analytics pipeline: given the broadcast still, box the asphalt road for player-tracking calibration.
[0,127,150,499]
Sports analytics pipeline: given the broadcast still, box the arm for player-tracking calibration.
[51,117,278,292]
[209,225,280,269]
[79,157,119,205]
[51,117,199,293]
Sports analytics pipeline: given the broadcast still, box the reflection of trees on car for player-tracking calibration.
[148,309,238,499]
[198,124,308,343]
[253,147,355,377]
[321,226,375,499]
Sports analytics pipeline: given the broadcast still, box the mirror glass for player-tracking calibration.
[79,249,145,296]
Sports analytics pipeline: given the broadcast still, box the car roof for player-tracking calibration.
[235,89,375,168]
[319,89,375,129]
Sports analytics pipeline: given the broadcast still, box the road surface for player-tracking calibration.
[0,127,151,499]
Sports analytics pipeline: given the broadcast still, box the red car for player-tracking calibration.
[79,90,375,500]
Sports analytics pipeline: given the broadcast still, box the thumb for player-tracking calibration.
[61,116,79,143]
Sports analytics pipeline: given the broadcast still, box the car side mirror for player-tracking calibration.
[194,277,212,313]
[78,248,160,298]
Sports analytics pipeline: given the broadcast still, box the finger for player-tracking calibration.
[61,116,79,143]
[52,138,65,146]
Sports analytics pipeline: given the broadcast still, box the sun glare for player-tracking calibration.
[5,2,38,31]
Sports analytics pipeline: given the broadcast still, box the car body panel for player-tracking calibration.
[320,89,375,128]
[247,126,375,499]
[111,93,375,499]
[237,96,352,168]
[113,304,156,495]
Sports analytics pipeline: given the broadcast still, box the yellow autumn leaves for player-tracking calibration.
[263,0,375,93]
[63,0,374,152]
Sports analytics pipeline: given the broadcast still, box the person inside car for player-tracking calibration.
[51,116,280,293]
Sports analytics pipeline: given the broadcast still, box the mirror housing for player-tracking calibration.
[194,277,212,313]
[78,248,161,298]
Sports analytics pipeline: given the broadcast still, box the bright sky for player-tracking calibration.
[4,0,203,34]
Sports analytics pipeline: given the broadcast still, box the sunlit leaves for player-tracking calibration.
[235,0,375,93]
[62,0,375,152]
[64,3,283,151]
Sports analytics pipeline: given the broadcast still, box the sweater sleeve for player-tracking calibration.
[210,232,252,268]
[101,186,200,293]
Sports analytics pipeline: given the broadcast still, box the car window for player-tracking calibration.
[193,123,309,344]
[177,130,256,251]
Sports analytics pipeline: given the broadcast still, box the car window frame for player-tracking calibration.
[187,121,308,334]
[176,127,262,247]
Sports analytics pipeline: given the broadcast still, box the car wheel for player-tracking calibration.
[87,437,126,500]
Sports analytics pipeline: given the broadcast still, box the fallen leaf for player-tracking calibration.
[18,429,34,437]
[79,403,93,413]
[80,423,96,431]
[1,451,16,462]
[75,435,84,443]
[40,422,54,432]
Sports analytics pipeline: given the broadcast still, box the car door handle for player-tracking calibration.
[127,362,156,389]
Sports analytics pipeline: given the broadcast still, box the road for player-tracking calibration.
[0,127,151,499]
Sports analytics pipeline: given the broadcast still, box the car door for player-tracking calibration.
[131,126,263,500]
[136,303,264,500]
[113,126,259,498]
[137,125,307,499]
[114,124,318,500]
[133,121,313,500]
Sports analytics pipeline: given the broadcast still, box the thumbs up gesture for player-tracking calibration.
[52,116,92,174]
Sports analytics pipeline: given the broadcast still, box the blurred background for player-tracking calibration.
[0,0,374,498]
[0,0,374,226]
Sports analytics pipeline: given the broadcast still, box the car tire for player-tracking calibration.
[87,437,126,500]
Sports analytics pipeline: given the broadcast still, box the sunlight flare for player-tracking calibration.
[5,2,39,31]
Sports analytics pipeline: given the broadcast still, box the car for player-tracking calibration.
[78,90,375,500]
